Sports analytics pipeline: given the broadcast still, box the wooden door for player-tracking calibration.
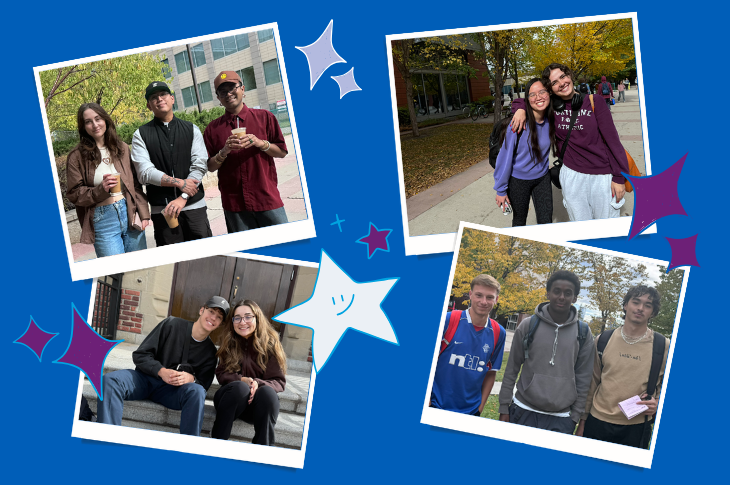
[169,256,297,342]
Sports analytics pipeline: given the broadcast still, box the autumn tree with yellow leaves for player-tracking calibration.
[40,52,171,132]
[529,19,635,79]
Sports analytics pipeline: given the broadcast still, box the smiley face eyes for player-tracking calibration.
[332,294,355,316]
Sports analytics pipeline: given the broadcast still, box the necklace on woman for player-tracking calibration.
[621,326,650,345]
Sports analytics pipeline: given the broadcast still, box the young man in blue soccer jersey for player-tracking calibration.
[431,274,506,416]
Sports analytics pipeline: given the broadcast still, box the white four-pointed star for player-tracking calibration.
[331,68,362,99]
[273,250,399,372]
[295,19,346,90]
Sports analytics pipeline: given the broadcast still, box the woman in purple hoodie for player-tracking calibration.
[493,78,555,226]
[510,63,629,221]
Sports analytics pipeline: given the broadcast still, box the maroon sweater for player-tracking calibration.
[215,338,286,392]
[512,94,629,184]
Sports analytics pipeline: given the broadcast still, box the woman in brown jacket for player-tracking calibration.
[212,299,287,445]
[66,103,150,257]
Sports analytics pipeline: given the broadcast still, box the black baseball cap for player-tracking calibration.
[204,296,230,319]
[145,81,172,100]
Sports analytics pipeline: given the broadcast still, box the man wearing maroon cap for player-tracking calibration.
[203,71,289,232]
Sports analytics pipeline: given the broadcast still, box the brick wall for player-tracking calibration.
[118,289,143,334]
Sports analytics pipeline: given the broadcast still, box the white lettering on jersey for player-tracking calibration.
[448,353,486,372]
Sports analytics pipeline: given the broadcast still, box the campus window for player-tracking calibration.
[263,59,280,86]
[182,86,196,108]
[181,82,213,108]
[211,34,250,60]
[197,81,213,104]
[236,67,257,90]
[174,51,191,73]
[161,59,172,79]
[191,44,206,68]
[258,29,274,43]
[172,96,179,111]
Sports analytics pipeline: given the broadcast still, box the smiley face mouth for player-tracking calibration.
[334,294,355,316]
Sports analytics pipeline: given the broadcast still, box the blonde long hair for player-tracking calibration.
[217,300,287,375]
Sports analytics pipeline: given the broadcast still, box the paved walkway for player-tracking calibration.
[70,134,306,262]
[407,89,645,236]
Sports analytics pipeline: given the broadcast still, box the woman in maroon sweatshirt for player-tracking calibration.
[211,299,287,445]
[511,63,629,221]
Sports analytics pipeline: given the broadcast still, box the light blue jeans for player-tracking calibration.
[92,198,147,257]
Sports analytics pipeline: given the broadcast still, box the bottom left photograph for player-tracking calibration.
[72,252,316,468]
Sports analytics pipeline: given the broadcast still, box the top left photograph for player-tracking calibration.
[35,23,314,281]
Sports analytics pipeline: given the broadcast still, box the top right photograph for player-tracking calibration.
[387,13,649,255]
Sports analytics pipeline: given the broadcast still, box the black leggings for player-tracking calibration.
[506,172,553,226]
[211,381,280,445]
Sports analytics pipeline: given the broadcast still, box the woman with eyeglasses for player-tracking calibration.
[493,78,555,226]
[510,63,630,221]
[211,300,287,445]
[66,103,150,257]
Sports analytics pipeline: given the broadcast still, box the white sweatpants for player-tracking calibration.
[560,165,624,221]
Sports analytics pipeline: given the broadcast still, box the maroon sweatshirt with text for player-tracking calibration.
[512,94,629,184]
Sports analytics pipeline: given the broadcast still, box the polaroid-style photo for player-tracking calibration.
[72,252,316,468]
[35,23,314,281]
[421,222,687,468]
[386,12,654,255]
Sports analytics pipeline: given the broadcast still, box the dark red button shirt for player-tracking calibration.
[203,104,287,212]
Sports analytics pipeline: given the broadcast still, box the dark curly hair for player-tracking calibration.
[622,285,661,319]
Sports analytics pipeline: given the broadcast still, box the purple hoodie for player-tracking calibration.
[511,94,629,184]
[493,120,550,196]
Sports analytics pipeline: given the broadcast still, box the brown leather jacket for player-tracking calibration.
[66,142,150,244]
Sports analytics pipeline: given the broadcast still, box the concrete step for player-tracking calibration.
[84,382,304,449]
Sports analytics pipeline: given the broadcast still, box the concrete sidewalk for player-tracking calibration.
[407,89,645,236]
[70,134,307,262]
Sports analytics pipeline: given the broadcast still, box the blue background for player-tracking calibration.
[3,2,723,481]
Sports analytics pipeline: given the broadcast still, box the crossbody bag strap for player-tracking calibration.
[559,107,580,161]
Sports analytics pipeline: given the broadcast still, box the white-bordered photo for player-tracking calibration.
[421,222,687,468]
[72,252,316,468]
[35,23,314,281]
[386,12,654,255]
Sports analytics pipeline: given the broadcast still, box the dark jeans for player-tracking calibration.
[97,369,207,436]
[506,172,553,226]
[509,403,576,434]
[224,206,288,233]
[583,414,652,449]
[211,381,280,445]
[150,206,212,247]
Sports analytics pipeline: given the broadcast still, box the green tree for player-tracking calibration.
[651,267,684,337]
[40,52,171,132]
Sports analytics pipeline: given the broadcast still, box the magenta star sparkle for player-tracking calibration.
[53,305,122,400]
[357,223,392,259]
[14,317,58,361]
[626,154,689,239]
[665,234,700,271]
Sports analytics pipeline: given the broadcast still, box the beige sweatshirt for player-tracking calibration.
[583,328,669,425]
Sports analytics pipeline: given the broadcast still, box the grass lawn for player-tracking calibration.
[480,395,501,420]
[495,352,509,382]
[400,123,493,198]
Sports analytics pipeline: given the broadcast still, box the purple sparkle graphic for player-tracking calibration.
[357,223,392,259]
[295,19,346,90]
[666,234,700,271]
[14,317,58,361]
[53,305,122,400]
[626,154,689,239]
[331,68,362,99]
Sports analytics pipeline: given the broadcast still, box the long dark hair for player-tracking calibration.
[523,78,555,167]
[74,103,122,166]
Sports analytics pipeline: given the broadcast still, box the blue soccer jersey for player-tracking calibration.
[431,311,506,414]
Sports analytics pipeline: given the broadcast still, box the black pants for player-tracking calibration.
[150,206,212,247]
[509,403,576,434]
[506,172,553,226]
[583,414,652,449]
[211,381,280,445]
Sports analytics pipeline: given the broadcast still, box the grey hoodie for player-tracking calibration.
[498,302,595,422]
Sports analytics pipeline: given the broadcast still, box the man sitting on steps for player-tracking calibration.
[97,296,230,436]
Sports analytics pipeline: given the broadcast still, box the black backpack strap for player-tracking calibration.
[558,108,579,161]
[596,328,616,372]
[522,315,540,360]
[646,332,666,398]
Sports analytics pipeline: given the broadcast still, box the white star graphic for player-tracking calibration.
[331,68,362,99]
[295,19,347,90]
[273,250,399,372]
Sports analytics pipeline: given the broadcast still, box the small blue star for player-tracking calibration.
[331,214,345,232]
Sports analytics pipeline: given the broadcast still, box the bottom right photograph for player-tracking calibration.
[421,222,688,468]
